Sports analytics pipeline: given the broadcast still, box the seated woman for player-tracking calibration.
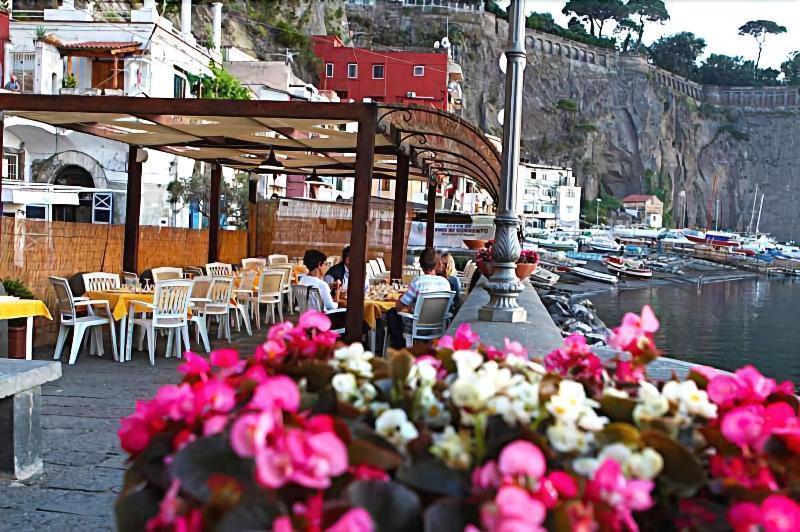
[298,249,340,311]
[437,252,461,303]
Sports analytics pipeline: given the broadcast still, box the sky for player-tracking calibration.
[520,0,800,69]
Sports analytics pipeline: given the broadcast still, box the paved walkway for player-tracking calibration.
[0,328,266,532]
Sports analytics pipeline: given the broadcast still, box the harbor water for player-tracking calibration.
[589,277,800,383]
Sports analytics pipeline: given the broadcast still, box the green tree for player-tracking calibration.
[187,63,251,100]
[648,32,706,80]
[625,0,669,51]
[781,51,800,84]
[698,54,753,85]
[738,20,787,71]
[167,169,251,228]
[562,0,628,37]
[527,12,558,33]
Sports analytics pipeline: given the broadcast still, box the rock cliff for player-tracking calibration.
[345,4,800,240]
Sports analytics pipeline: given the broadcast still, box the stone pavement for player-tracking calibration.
[0,329,267,532]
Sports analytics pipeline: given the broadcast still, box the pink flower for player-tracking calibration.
[544,334,604,387]
[537,471,579,508]
[255,446,293,488]
[298,310,331,332]
[608,305,659,358]
[255,339,287,363]
[177,351,210,376]
[153,383,196,422]
[614,358,645,384]
[118,414,152,455]
[255,428,348,490]
[481,486,546,532]
[267,322,294,342]
[773,415,800,453]
[708,374,744,409]
[498,440,546,481]
[721,405,765,449]
[437,323,479,350]
[735,365,777,402]
[196,380,236,414]
[145,480,204,532]
[250,376,300,413]
[762,495,800,532]
[326,508,374,532]
[272,516,293,532]
[349,464,389,481]
[472,461,501,490]
[586,459,654,532]
[728,502,761,532]
[230,412,274,458]
[210,349,239,368]
[503,338,528,359]
[203,415,228,436]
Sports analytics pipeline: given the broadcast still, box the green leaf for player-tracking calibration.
[349,437,404,471]
[641,429,705,496]
[115,486,161,532]
[346,480,422,532]
[396,457,468,497]
[214,493,285,532]
[390,352,415,383]
[423,498,475,532]
[599,395,637,423]
[597,422,642,447]
[170,435,252,503]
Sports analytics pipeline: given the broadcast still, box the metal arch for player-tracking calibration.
[416,155,496,195]
[409,145,495,187]
[396,127,499,181]
[412,148,496,195]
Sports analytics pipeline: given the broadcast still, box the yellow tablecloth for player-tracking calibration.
[0,299,52,321]
[87,291,154,321]
[363,300,395,329]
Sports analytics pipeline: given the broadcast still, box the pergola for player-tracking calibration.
[0,95,501,341]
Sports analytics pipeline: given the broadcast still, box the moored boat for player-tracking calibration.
[531,266,560,286]
[569,266,619,284]
[587,238,622,253]
[605,256,653,278]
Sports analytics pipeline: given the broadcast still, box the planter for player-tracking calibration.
[60,87,78,95]
[8,323,26,359]
[463,239,488,250]
[476,261,538,281]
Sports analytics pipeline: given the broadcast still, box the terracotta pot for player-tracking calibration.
[463,239,488,250]
[477,261,538,281]
[8,324,26,359]
[476,261,493,278]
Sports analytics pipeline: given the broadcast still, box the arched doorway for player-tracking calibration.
[52,165,95,223]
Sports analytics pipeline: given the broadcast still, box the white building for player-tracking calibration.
[515,162,581,230]
[2,0,226,226]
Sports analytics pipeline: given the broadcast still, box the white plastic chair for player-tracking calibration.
[82,272,121,292]
[152,267,183,283]
[242,257,267,270]
[205,262,233,276]
[255,271,284,328]
[294,284,346,335]
[390,291,455,350]
[232,269,255,335]
[269,264,294,310]
[50,276,118,365]
[194,277,234,345]
[188,276,213,353]
[122,271,139,288]
[326,255,340,267]
[370,259,391,281]
[268,254,289,266]
[376,257,390,275]
[132,280,193,365]
[459,261,476,291]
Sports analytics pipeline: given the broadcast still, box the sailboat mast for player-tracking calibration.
[755,194,765,234]
[747,183,758,234]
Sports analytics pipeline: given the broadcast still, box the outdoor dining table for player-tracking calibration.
[86,290,154,363]
[338,297,396,352]
[0,298,52,360]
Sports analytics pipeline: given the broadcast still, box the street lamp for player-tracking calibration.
[596,198,601,227]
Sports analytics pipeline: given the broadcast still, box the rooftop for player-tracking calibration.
[622,194,658,203]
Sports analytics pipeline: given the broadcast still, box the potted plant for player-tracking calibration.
[2,279,35,359]
[61,74,78,95]
[475,239,539,280]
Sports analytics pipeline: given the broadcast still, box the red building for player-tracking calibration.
[312,35,459,111]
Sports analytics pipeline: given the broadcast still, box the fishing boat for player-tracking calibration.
[526,235,579,252]
[613,226,665,240]
[605,256,653,278]
[567,251,604,262]
[569,266,619,284]
[587,238,621,253]
[683,229,740,248]
[531,266,560,286]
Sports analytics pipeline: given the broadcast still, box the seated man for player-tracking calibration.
[323,245,369,294]
[385,247,452,349]
[298,249,340,311]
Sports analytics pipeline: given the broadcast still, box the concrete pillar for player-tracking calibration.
[0,387,43,479]
[181,0,192,37]
[212,2,222,53]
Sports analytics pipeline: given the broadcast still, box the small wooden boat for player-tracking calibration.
[587,239,621,253]
[531,266,559,286]
[570,266,619,284]
[605,256,653,278]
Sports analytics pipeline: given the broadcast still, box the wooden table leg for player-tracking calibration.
[25,316,33,360]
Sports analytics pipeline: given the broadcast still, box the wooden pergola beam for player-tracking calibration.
[123,146,142,273]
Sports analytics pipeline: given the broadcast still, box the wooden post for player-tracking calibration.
[247,175,257,257]
[208,163,222,263]
[0,113,4,248]
[390,151,409,279]
[345,106,377,343]
[425,179,436,248]
[123,146,142,273]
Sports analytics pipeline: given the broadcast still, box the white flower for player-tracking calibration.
[572,444,663,480]
[577,408,609,432]
[419,387,451,427]
[633,381,670,424]
[603,387,630,399]
[331,373,357,401]
[626,448,664,480]
[332,343,374,378]
[369,401,391,417]
[452,350,483,374]
[546,380,598,424]
[661,380,717,420]
[407,359,439,389]
[430,426,473,470]
[547,421,591,453]
[450,371,496,412]
[375,408,419,450]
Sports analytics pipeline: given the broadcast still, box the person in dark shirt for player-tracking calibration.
[324,245,350,286]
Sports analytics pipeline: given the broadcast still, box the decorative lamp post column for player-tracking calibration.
[479,0,527,323]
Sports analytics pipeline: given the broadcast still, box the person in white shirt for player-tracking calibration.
[299,249,340,311]
[323,245,369,293]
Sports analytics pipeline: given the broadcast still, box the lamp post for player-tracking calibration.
[596,198,601,227]
[479,0,527,323]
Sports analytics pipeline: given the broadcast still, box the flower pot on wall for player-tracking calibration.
[60,87,78,95]
[477,262,537,281]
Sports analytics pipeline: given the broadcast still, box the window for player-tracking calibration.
[565,189,576,198]
[173,74,187,98]
[92,193,113,224]
[347,63,358,79]
[381,178,391,191]
[413,65,425,77]
[325,63,334,78]
[4,153,19,180]
[25,205,47,220]
[372,64,384,79]
[12,51,35,93]
[566,206,574,214]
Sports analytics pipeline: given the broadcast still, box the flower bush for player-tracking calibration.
[475,239,539,266]
[116,306,800,532]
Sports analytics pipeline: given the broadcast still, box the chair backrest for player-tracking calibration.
[205,262,233,276]
[152,267,183,283]
[413,291,454,329]
[326,255,340,267]
[122,271,139,288]
[369,259,380,275]
[207,277,234,308]
[258,271,284,294]
[238,269,256,291]
[268,254,289,266]
[184,266,205,277]
[49,276,76,317]
[292,284,313,313]
[242,257,266,270]
[377,257,388,273]
[270,264,293,290]
[82,272,120,292]
[152,280,194,323]
[305,286,326,313]
[191,276,212,298]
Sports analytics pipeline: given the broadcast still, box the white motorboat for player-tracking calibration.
[613,226,665,240]
[587,238,621,253]
[527,235,579,252]
[569,267,619,284]
[531,266,559,286]
[605,256,653,278]
[661,230,694,246]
